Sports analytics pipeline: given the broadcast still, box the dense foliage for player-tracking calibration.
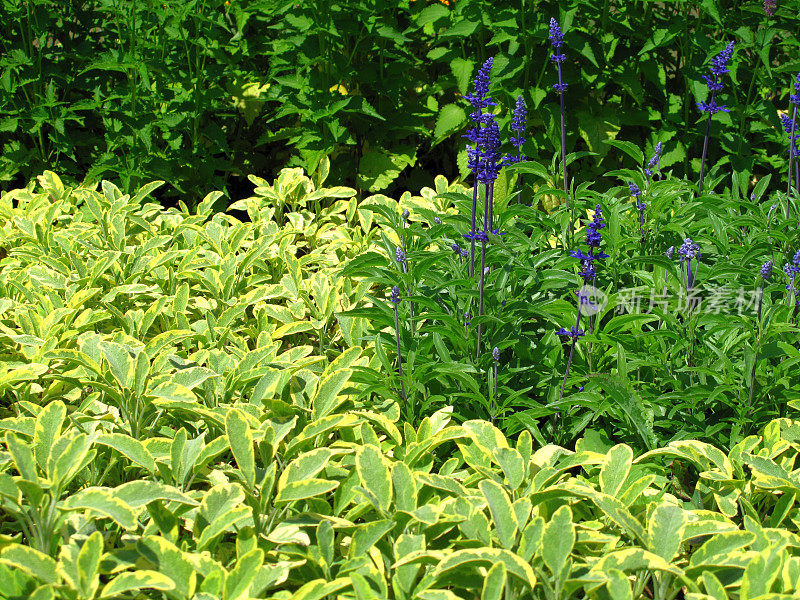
[2,1,799,203]
[0,169,799,599]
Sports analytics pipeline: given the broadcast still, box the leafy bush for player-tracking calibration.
[2,1,799,204]
[2,172,800,599]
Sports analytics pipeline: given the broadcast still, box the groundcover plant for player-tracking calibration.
[4,6,800,600]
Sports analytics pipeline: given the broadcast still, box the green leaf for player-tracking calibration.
[275,479,339,504]
[605,568,633,600]
[602,139,644,166]
[278,448,336,491]
[479,479,518,550]
[481,561,506,600]
[60,487,138,530]
[311,368,353,420]
[740,546,784,600]
[450,58,474,95]
[33,401,66,470]
[77,531,103,598]
[224,548,264,600]
[599,444,633,498]
[96,433,156,473]
[100,571,176,598]
[196,484,252,550]
[433,104,467,144]
[429,548,536,588]
[6,433,38,482]
[285,578,351,600]
[226,409,255,489]
[99,342,135,390]
[648,503,687,562]
[493,447,525,490]
[542,505,574,578]
[114,480,198,509]
[0,544,57,584]
[356,445,392,513]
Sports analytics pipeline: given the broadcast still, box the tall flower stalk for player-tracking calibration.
[629,182,646,243]
[557,204,607,402]
[549,18,569,204]
[783,73,800,214]
[476,118,502,357]
[697,41,734,193]
[464,57,495,277]
[758,260,773,323]
[389,286,406,403]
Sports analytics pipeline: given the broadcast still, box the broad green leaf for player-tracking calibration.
[275,479,338,504]
[278,448,336,492]
[226,409,255,489]
[114,480,198,508]
[356,445,392,512]
[493,447,525,490]
[481,561,506,600]
[599,444,633,498]
[479,479,518,550]
[96,433,156,473]
[100,341,135,390]
[542,505,574,578]
[33,401,66,469]
[0,544,57,584]
[605,568,633,600]
[311,368,352,420]
[77,531,103,598]
[60,487,138,530]
[224,548,264,600]
[648,503,687,562]
[134,537,196,599]
[196,484,252,550]
[429,548,536,589]
[286,577,351,600]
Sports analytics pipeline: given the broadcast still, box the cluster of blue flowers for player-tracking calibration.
[549,18,567,94]
[698,41,735,115]
[784,251,800,297]
[678,238,701,290]
[645,142,663,180]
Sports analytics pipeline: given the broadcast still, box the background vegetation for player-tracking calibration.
[1,0,798,204]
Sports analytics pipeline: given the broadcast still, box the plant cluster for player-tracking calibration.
[2,0,800,204]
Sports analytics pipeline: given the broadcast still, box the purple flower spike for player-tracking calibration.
[761,260,774,280]
[389,286,401,305]
[764,0,777,16]
[556,326,585,340]
[549,18,564,49]
[645,142,663,179]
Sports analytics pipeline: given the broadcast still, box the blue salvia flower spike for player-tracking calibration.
[464,57,495,277]
[476,115,503,358]
[550,17,569,204]
[758,260,773,322]
[697,41,735,193]
[644,141,663,183]
[629,182,646,242]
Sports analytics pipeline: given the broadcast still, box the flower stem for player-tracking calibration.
[698,93,715,193]
[393,305,406,403]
